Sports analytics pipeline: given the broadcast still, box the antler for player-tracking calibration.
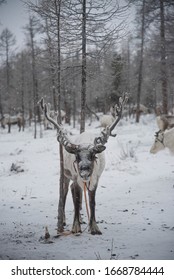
[39,98,78,151]
[39,94,128,151]
[39,98,60,130]
[155,130,162,137]
[154,129,164,146]
[94,93,128,146]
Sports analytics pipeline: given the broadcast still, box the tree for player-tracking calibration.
[54,0,65,234]
[26,0,66,232]
[110,52,123,103]
[24,16,41,138]
[14,51,29,131]
[0,28,16,118]
[136,0,146,122]
[131,0,174,115]
[44,17,57,111]
[159,0,167,114]
[80,0,87,133]
[64,0,128,130]
[145,0,174,114]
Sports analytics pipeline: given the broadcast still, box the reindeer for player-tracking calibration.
[150,128,174,154]
[1,114,24,133]
[39,94,128,235]
[100,104,118,129]
[100,114,115,128]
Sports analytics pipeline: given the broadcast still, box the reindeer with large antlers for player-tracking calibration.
[39,94,128,235]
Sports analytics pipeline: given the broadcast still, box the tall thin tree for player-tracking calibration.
[24,16,40,138]
[0,28,16,117]
[160,0,168,114]
[136,0,146,123]
[80,0,87,133]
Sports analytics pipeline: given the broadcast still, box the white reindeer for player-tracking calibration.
[150,127,174,154]
[100,104,118,129]
[40,94,128,235]
[100,114,115,129]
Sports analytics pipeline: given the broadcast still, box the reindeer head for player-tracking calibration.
[150,130,165,154]
[39,94,128,182]
[65,143,105,181]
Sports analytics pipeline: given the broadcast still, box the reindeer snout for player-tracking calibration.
[79,163,91,181]
[80,170,90,181]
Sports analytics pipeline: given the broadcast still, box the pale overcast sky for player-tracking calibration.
[0,0,135,51]
[0,0,29,49]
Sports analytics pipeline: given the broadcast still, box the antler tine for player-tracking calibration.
[94,93,128,146]
[39,98,73,149]
[38,98,60,130]
[109,93,128,136]
[155,129,162,137]
[39,97,44,111]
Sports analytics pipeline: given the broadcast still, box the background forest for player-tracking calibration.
[0,0,174,135]
[1,0,174,262]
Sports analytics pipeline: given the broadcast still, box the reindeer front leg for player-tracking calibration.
[8,123,11,133]
[71,183,82,234]
[88,188,102,235]
[57,176,70,233]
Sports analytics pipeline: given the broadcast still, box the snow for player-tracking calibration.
[0,115,174,260]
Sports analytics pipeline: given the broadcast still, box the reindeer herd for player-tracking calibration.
[0,107,66,133]
[1,95,174,235]
[99,102,174,155]
[38,95,174,236]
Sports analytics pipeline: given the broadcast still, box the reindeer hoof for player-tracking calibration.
[91,229,102,235]
[72,220,82,234]
[89,221,102,235]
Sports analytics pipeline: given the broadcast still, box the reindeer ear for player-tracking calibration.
[93,145,106,154]
[64,144,78,154]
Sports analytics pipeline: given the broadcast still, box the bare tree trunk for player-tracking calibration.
[80,0,87,133]
[0,29,16,120]
[45,18,57,111]
[0,92,4,128]
[160,0,168,114]
[54,0,64,233]
[6,40,10,114]
[136,0,145,123]
[73,88,76,128]
[29,16,40,138]
[21,52,25,131]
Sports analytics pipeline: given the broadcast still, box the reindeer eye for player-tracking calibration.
[89,152,97,161]
[75,154,81,162]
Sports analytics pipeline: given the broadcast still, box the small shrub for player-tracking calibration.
[119,142,137,161]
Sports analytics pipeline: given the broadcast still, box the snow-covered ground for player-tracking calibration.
[0,115,174,260]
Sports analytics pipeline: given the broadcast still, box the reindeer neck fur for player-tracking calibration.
[163,128,174,153]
